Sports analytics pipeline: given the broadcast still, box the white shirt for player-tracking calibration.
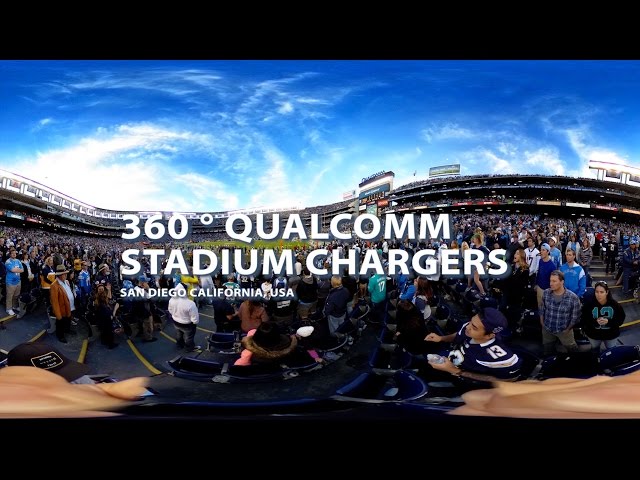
[168,296,199,325]
[199,274,214,290]
[525,247,540,275]
[59,279,76,312]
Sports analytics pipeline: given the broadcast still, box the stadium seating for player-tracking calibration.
[599,345,640,376]
[368,345,413,374]
[167,355,225,381]
[333,370,427,403]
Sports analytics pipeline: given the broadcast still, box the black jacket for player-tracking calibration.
[581,297,626,340]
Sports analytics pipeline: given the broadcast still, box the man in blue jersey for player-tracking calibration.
[5,248,23,316]
[426,307,522,382]
[548,237,563,269]
[368,269,387,324]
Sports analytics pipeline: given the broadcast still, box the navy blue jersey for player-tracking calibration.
[449,322,522,379]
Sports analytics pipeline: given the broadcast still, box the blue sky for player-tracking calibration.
[1,60,639,212]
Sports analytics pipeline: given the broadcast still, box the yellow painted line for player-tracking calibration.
[28,329,46,342]
[197,326,214,333]
[126,339,162,375]
[199,312,216,320]
[78,339,88,363]
[619,298,636,304]
[621,319,640,329]
[160,331,176,343]
[0,314,16,323]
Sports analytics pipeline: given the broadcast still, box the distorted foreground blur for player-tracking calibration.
[452,370,640,418]
[0,366,148,418]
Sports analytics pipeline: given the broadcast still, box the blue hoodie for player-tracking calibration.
[559,262,586,298]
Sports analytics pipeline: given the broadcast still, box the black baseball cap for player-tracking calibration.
[7,342,89,382]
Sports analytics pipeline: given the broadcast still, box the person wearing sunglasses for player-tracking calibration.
[581,281,626,352]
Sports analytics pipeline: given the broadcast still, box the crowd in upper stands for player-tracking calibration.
[2,173,640,388]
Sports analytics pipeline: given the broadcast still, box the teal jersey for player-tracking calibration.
[368,274,386,304]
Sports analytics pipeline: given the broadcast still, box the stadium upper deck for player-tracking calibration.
[1,169,640,237]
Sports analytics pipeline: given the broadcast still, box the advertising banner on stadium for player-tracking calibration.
[359,171,394,188]
[342,190,356,201]
[593,205,618,211]
[537,201,561,206]
[566,202,590,208]
[588,159,640,174]
[366,203,378,216]
[359,183,391,205]
[429,164,460,177]
[6,212,24,220]
[479,201,498,205]
[454,202,471,206]
[436,203,449,207]
[376,199,389,207]
[623,208,640,215]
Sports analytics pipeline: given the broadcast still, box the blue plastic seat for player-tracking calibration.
[207,332,236,351]
[378,327,396,344]
[369,345,413,372]
[334,370,427,403]
[167,355,224,381]
[538,352,600,379]
[599,345,640,376]
[509,346,540,380]
[434,304,451,322]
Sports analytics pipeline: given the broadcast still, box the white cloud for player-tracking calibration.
[490,157,516,174]
[5,123,229,211]
[457,147,519,175]
[566,128,589,156]
[564,127,631,179]
[278,102,294,114]
[588,149,629,165]
[523,148,564,176]
[174,173,239,211]
[296,97,330,105]
[31,117,54,132]
[249,146,298,208]
[496,142,517,157]
[566,127,628,166]
[422,123,477,143]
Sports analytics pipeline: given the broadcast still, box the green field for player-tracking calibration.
[194,239,311,250]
